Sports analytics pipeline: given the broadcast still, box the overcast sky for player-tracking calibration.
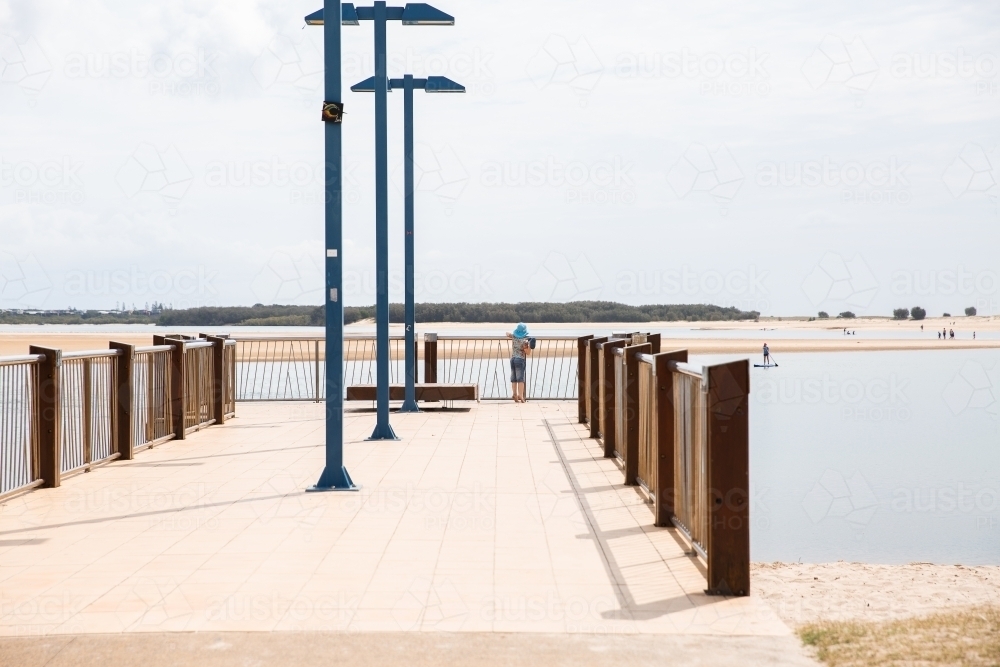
[1,0,998,316]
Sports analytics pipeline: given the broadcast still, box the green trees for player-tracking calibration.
[838,311,856,319]
[893,308,910,320]
[966,306,977,316]
[818,311,829,319]
[910,307,926,320]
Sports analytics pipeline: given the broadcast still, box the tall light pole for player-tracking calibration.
[303,1,355,491]
[309,2,454,439]
[351,75,464,412]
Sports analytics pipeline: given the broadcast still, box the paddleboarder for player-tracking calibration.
[763,343,772,366]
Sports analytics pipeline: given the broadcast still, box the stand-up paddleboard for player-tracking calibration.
[754,363,777,368]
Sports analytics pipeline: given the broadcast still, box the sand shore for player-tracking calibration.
[2,317,999,357]
[752,562,1000,627]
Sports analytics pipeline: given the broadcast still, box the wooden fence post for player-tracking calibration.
[622,343,651,485]
[576,335,593,423]
[109,342,134,460]
[652,350,687,527]
[587,337,608,439]
[648,333,661,354]
[156,336,187,440]
[208,336,226,425]
[706,359,750,596]
[600,339,627,457]
[30,346,61,488]
[424,333,437,383]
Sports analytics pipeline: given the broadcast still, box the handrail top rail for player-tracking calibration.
[134,345,174,353]
[637,353,654,365]
[670,360,710,386]
[184,340,214,349]
[0,353,45,366]
[226,334,577,342]
[62,349,123,360]
[438,335,574,341]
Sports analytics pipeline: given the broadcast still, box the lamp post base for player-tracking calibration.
[367,423,400,441]
[399,399,420,413]
[307,465,359,491]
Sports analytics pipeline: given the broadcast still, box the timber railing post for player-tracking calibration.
[622,342,651,485]
[109,342,134,460]
[208,336,226,424]
[30,346,61,488]
[652,349,687,527]
[577,335,593,423]
[600,339,627,457]
[587,337,608,439]
[706,359,750,596]
[424,333,438,384]
[157,336,187,440]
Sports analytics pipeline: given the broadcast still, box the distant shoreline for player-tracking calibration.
[1,317,997,356]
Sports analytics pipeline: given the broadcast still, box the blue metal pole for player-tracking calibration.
[400,74,419,412]
[311,0,356,490]
[369,0,398,440]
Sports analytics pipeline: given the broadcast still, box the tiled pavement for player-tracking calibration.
[0,400,816,663]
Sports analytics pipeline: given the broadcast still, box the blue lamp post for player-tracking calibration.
[303,1,356,491]
[306,2,454,439]
[351,75,465,412]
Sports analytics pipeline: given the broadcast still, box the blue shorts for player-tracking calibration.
[510,357,526,383]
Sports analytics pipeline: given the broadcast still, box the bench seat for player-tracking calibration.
[346,383,479,402]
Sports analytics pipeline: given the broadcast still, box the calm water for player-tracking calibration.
[746,349,1000,565]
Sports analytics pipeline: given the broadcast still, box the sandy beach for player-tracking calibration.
[752,562,1000,627]
[1,316,998,356]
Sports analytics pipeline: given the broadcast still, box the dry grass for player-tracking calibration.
[799,606,1000,666]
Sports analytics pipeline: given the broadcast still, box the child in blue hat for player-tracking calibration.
[506,322,531,402]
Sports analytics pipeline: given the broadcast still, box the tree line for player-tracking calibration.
[1,302,761,326]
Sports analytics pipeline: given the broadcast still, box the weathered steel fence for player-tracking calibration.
[0,336,235,499]
[578,334,751,596]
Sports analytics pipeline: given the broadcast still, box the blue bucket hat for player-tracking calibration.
[513,322,529,338]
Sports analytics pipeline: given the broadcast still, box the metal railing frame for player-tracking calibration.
[227,334,581,402]
[0,336,233,497]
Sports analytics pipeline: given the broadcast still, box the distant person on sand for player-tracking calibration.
[763,343,772,366]
[505,323,531,403]
[938,331,941,339]
[950,329,955,339]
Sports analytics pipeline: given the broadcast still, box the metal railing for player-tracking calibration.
[437,336,577,400]
[132,345,174,451]
[59,350,120,475]
[0,355,42,497]
[184,341,215,432]
[229,335,579,401]
[223,339,236,417]
[671,362,709,558]
[0,335,235,497]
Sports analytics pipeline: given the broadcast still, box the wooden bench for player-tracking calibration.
[346,383,479,402]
